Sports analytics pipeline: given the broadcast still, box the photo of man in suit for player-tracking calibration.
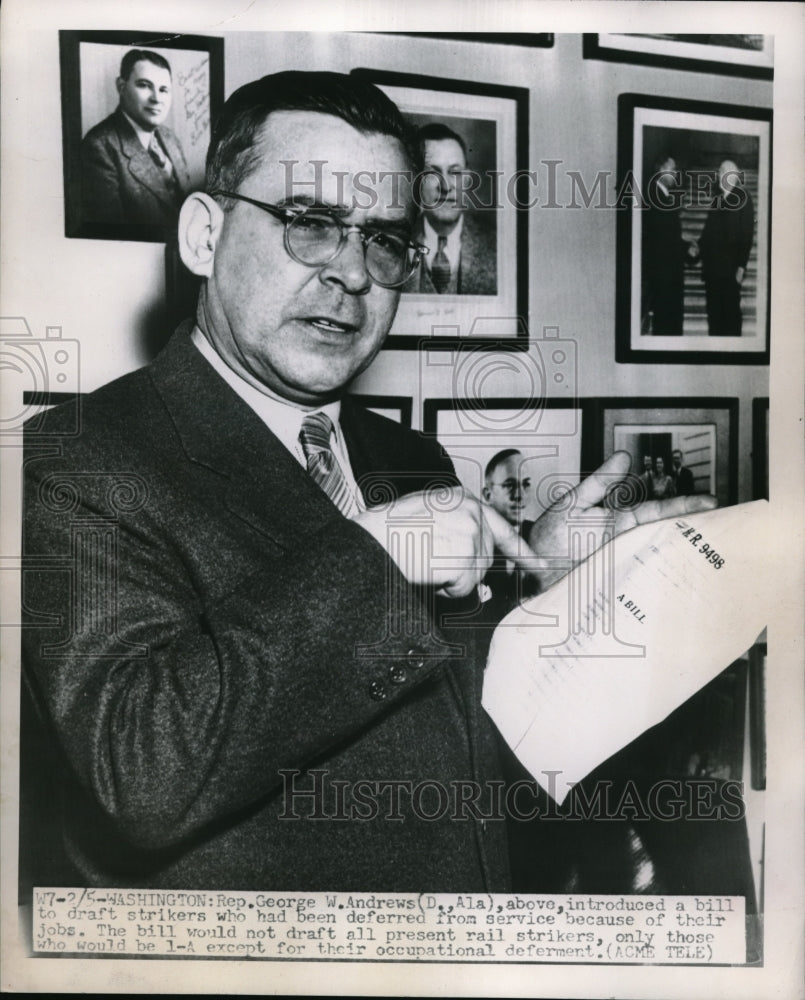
[642,153,697,335]
[691,158,755,336]
[672,448,696,495]
[480,449,539,615]
[23,71,713,895]
[403,122,497,295]
[80,49,191,227]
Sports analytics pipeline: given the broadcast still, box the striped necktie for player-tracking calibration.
[299,412,357,518]
[430,235,451,293]
[149,134,173,177]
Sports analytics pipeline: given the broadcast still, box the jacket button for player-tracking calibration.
[368,680,387,701]
[389,665,407,685]
[406,648,426,669]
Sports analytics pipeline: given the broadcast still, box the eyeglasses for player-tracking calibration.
[210,190,428,288]
[489,479,531,496]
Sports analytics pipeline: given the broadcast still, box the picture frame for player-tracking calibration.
[348,394,413,427]
[351,68,529,349]
[59,30,224,242]
[748,639,767,791]
[753,397,769,500]
[615,94,772,364]
[583,33,774,79]
[422,397,596,518]
[389,33,554,48]
[591,397,739,506]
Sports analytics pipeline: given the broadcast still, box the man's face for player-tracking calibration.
[201,111,413,405]
[420,137,467,229]
[718,159,740,195]
[117,60,172,131]
[484,455,531,525]
[657,157,677,189]
[672,451,683,469]
[643,456,653,473]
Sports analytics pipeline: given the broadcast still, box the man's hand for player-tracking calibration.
[355,487,532,598]
[525,451,718,591]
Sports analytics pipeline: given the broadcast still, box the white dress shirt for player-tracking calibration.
[121,110,159,151]
[190,326,364,514]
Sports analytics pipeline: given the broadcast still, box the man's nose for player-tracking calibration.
[318,231,372,295]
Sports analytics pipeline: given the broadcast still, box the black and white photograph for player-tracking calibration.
[1,7,802,1000]
[351,68,528,347]
[60,31,224,241]
[616,95,772,363]
[584,33,775,78]
[595,398,738,506]
[753,397,769,501]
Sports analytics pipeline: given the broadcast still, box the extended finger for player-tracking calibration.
[482,504,544,573]
[630,493,718,526]
[563,451,632,513]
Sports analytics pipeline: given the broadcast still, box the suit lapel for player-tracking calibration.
[114,111,182,210]
[149,330,348,550]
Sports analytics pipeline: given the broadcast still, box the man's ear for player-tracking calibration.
[115,76,124,97]
[178,192,224,278]
[482,486,492,503]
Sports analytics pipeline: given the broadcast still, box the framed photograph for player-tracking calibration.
[423,398,596,519]
[348,394,413,427]
[753,397,769,500]
[749,639,767,791]
[583,33,774,79]
[591,397,739,506]
[351,69,528,348]
[616,94,772,364]
[390,33,554,48]
[59,31,224,242]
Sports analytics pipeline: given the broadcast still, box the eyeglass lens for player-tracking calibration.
[287,213,413,286]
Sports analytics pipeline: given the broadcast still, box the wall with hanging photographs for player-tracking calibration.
[20,29,771,506]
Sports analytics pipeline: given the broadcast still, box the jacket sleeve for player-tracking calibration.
[22,445,456,851]
[81,133,126,223]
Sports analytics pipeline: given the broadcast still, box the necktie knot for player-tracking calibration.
[299,411,334,458]
[299,412,356,517]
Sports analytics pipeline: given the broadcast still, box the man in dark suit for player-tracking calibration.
[642,154,696,335]
[23,72,713,894]
[403,123,496,295]
[692,159,755,336]
[81,49,191,228]
[672,449,696,496]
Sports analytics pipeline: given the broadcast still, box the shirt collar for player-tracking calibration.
[422,215,463,269]
[121,109,158,150]
[190,326,342,464]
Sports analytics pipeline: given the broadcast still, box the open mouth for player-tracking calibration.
[307,317,357,336]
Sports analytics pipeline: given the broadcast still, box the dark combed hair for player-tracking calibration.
[206,71,422,201]
[415,122,468,161]
[485,448,521,481]
[119,49,172,80]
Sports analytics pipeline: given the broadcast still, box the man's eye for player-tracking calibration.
[294,214,335,234]
[371,232,406,255]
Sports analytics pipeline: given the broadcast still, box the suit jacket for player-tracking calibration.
[81,109,191,227]
[403,212,497,296]
[22,328,510,892]
[699,190,755,280]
